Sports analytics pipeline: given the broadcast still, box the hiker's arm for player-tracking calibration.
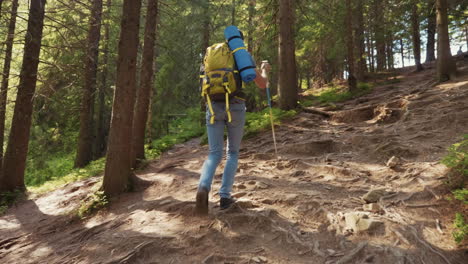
[253,61,271,89]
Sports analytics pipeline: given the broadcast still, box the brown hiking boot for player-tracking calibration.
[195,187,209,215]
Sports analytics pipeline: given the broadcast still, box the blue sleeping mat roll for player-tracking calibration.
[224,26,257,82]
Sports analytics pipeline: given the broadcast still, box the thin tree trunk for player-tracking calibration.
[95,0,112,159]
[75,0,103,168]
[1,0,47,192]
[386,34,394,69]
[411,2,423,71]
[0,0,19,178]
[231,0,235,25]
[426,0,436,62]
[103,0,142,196]
[247,0,255,54]
[345,0,357,92]
[400,38,405,68]
[367,30,374,72]
[200,0,210,127]
[436,0,456,81]
[355,0,367,80]
[132,0,158,167]
[278,0,298,110]
[374,0,386,71]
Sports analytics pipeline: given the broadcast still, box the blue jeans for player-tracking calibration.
[198,99,246,198]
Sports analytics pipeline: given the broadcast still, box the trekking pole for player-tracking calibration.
[261,60,278,159]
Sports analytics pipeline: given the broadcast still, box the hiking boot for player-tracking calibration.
[220,197,236,210]
[195,187,209,215]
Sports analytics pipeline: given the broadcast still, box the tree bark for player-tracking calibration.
[355,0,367,80]
[386,34,394,70]
[436,0,456,81]
[0,0,19,178]
[345,0,357,92]
[411,2,423,71]
[75,0,103,168]
[400,38,405,68]
[132,0,158,167]
[278,0,298,110]
[374,0,386,71]
[200,0,210,127]
[367,29,375,72]
[103,0,142,196]
[1,0,47,192]
[95,0,112,160]
[426,0,436,62]
[247,0,255,54]
[231,0,235,25]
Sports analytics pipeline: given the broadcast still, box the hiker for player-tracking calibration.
[195,29,270,214]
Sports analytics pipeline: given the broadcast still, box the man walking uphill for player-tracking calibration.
[195,27,269,214]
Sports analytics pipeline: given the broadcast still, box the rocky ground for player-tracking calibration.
[1,60,468,263]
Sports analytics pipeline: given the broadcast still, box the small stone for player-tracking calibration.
[260,198,275,205]
[386,156,400,168]
[236,184,247,190]
[362,189,387,203]
[256,182,269,189]
[344,212,385,234]
[251,257,261,263]
[284,194,299,203]
[363,203,381,213]
[258,256,267,262]
[232,192,247,198]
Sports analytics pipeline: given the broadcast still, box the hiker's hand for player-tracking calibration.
[254,69,267,89]
[261,61,271,75]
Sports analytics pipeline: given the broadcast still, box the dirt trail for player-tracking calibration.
[1,62,468,264]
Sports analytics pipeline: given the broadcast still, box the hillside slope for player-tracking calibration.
[1,61,468,263]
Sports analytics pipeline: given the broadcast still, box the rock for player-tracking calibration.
[362,189,387,203]
[236,184,247,190]
[251,256,267,263]
[284,194,299,203]
[256,182,269,189]
[260,198,275,205]
[237,199,256,209]
[386,156,400,168]
[232,192,247,198]
[344,212,385,234]
[363,203,381,213]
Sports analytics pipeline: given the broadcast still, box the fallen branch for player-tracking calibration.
[303,107,332,118]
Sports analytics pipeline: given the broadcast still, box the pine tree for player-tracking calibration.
[436,0,456,81]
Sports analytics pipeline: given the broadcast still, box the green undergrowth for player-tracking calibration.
[244,107,296,138]
[0,190,23,215]
[77,190,108,219]
[441,135,468,244]
[300,82,374,107]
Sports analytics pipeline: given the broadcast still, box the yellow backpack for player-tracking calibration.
[201,42,240,124]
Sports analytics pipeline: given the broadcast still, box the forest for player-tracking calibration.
[0,0,467,263]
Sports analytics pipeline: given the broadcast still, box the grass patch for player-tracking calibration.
[244,107,296,138]
[441,135,468,244]
[0,190,23,215]
[301,82,374,107]
[77,190,108,219]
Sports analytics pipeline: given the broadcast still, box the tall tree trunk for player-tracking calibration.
[436,0,456,81]
[0,0,3,20]
[400,38,405,68]
[345,0,357,92]
[95,0,112,159]
[75,0,103,168]
[1,0,47,192]
[103,0,142,196]
[231,0,235,25]
[374,0,386,71]
[0,0,19,178]
[278,0,298,110]
[355,0,367,80]
[132,0,158,167]
[200,0,210,127]
[247,0,255,54]
[411,2,424,71]
[426,0,436,62]
[367,29,375,72]
[386,34,394,69]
